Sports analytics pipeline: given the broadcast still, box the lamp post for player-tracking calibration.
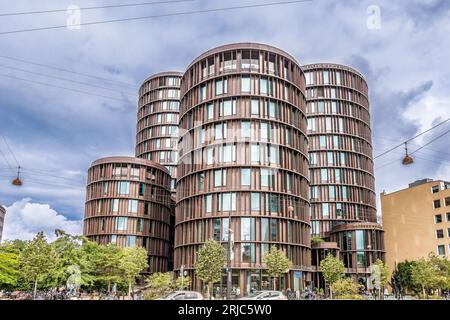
[226,228,234,300]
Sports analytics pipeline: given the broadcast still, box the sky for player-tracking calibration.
[0,0,449,241]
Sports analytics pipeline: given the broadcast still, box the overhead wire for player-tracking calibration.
[373,118,450,160]
[0,64,137,96]
[0,0,314,36]
[0,0,196,17]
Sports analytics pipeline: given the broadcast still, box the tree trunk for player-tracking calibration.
[208,282,213,300]
[33,279,38,300]
[108,281,111,293]
[329,285,333,299]
[273,277,276,291]
[422,285,425,300]
[128,282,132,300]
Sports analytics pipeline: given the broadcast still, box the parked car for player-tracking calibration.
[158,291,204,300]
[238,290,287,300]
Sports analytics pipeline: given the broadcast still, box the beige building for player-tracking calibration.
[381,178,450,275]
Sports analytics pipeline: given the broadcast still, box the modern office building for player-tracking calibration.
[175,43,311,296]
[136,72,182,195]
[0,205,5,242]
[381,179,450,278]
[303,63,385,285]
[83,156,173,273]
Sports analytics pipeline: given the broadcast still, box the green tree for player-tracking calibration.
[144,272,173,299]
[428,253,450,294]
[262,245,292,290]
[0,243,19,287]
[194,240,227,299]
[118,246,148,298]
[49,230,86,289]
[333,278,362,299]
[19,232,58,298]
[175,275,192,290]
[411,257,437,299]
[311,236,325,245]
[368,259,389,299]
[320,254,345,299]
[392,260,419,295]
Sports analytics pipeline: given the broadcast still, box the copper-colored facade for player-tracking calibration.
[136,72,183,195]
[303,64,384,281]
[0,205,5,242]
[83,156,172,273]
[175,43,311,296]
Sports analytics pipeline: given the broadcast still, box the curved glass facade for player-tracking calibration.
[303,64,377,237]
[83,156,172,273]
[136,72,183,194]
[175,43,311,296]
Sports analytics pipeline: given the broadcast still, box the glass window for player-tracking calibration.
[318,101,325,113]
[261,168,271,187]
[251,193,260,211]
[222,193,236,211]
[220,144,236,163]
[216,79,223,95]
[433,200,441,209]
[309,153,317,165]
[266,194,279,212]
[128,200,138,214]
[270,219,278,241]
[206,147,213,165]
[447,212,450,222]
[112,199,119,212]
[436,229,444,239]
[445,197,450,206]
[322,203,330,217]
[213,219,221,241]
[261,218,269,241]
[241,121,251,138]
[241,76,251,92]
[200,84,206,101]
[110,235,117,244]
[207,103,214,120]
[435,214,442,223]
[241,218,256,241]
[323,71,329,84]
[267,101,276,118]
[431,185,440,193]
[251,144,260,163]
[116,217,128,231]
[137,218,144,232]
[222,218,230,241]
[355,230,365,250]
[241,243,255,263]
[251,99,259,115]
[127,236,136,248]
[328,186,335,200]
[117,182,130,195]
[319,136,327,148]
[241,168,251,186]
[214,169,226,187]
[336,72,341,85]
[437,245,445,256]
[220,99,236,116]
[327,152,334,165]
[321,169,328,182]
[286,173,292,192]
[198,173,204,191]
[206,195,212,213]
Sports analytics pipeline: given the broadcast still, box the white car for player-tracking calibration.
[158,291,204,300]
[238,290,287,300]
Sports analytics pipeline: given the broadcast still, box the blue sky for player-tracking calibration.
[1,0,449,240]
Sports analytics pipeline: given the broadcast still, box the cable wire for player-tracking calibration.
[0,0,313,36]
[0,64,137,96]
[0,73,131,102]
[373,118,450,159]
[409,129,450,156]
[0,55,136,88]
[0,0,196,17]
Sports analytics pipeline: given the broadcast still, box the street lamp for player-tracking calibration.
[226,228,234,300]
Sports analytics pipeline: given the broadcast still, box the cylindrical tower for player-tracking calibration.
[136,72,183,195]
[303,63,384,281]
[303,64,377,235]
[83,156,172,273]
[176,43,311,297]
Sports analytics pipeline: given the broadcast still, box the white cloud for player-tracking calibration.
[2,198,83,242]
